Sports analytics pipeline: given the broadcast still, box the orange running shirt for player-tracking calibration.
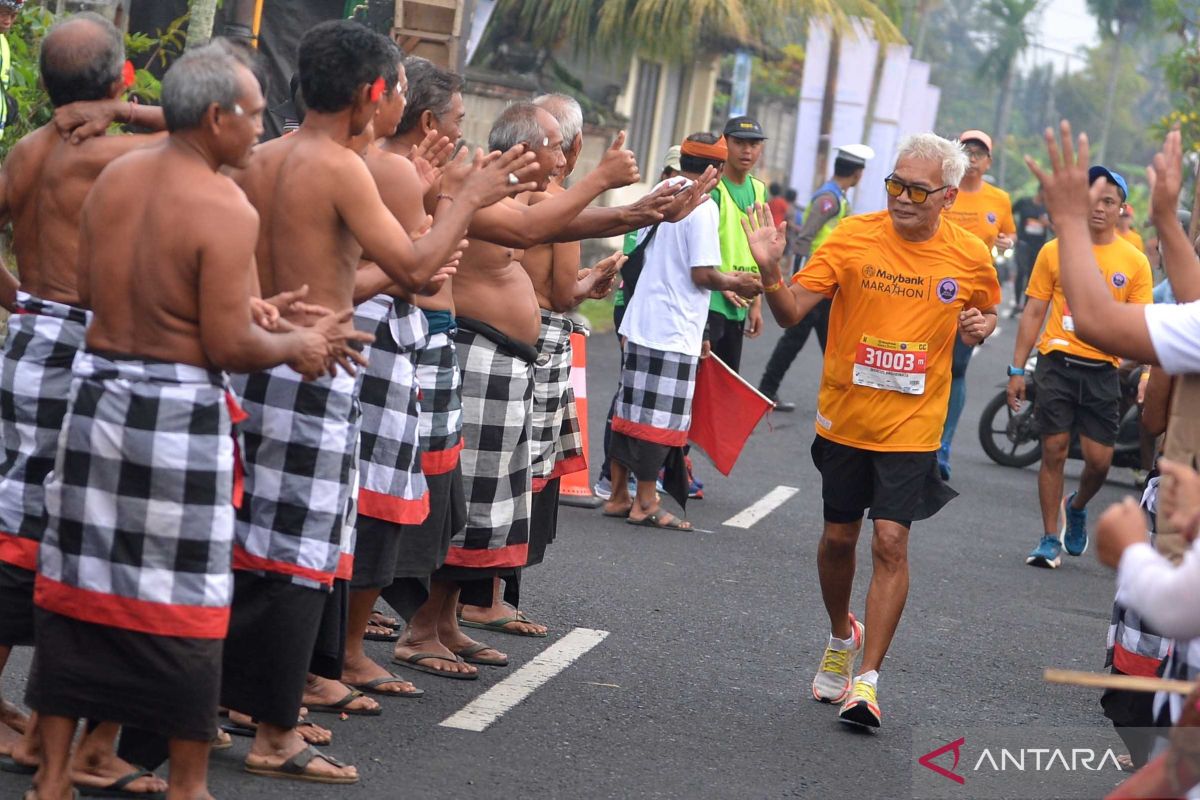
[942,182,1015,250]
[795,211,1002,452]
[1119,228,1145,254]
[1025,237,1153,367]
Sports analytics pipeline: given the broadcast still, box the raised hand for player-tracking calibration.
[1023,120,1096,225]
[1147,129,1184,224]
[662,166,719,222]
[740,203,788,277]
[623,180,684,227]
[463,144,538,208]
[409,130,455,169]
[593,131,641,190]
[586,252,625,299]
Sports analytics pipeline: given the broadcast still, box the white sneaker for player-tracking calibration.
[811,613,865,703]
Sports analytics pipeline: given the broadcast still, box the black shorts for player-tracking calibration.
[1033,351,1120,446]
[810,435,958,526]
[0,562,35,646]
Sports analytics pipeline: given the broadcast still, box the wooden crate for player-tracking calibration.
[392,0,463,69]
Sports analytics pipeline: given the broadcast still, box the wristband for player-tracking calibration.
[1006,365,1026,377]
[763,278,785,294]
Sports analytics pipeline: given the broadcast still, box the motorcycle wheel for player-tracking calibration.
[978,389,1042,468]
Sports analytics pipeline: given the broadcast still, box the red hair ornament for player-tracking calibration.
[369,77,386,103]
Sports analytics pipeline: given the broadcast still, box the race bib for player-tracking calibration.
[1063,300,1074,332]
[852,335,928,395]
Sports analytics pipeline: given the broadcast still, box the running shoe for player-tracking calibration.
[838,677,882,729]
[593,477,612,500]
[1061,492,1089,556]
[811,613,865,703]
[1025,534,1063,569]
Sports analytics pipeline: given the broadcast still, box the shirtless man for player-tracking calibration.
[0,14,174,795]
[26,42,353,800]
[221,21,526,781]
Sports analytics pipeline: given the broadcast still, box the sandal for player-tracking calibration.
[244,745,357,785]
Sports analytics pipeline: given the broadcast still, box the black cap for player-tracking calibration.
[723,115,767,141]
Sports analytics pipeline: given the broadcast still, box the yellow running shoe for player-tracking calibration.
[811,613,864,703]
[838,677,882,729]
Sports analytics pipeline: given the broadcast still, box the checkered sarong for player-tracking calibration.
[231,365,358,590]
[612,341,698,447]
[1106,477,1171,677]
[355,296,429,525]
[35,352,238,639]
[530,310,586,492]
[443,327,532,569]
[414,330,462,475]
[0,293,90,570]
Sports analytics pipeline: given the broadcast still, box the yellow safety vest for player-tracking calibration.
[710,176,766,321]
[0,35,11,139]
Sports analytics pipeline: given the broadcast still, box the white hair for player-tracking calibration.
[533,93,583,152]
[895,133,969,187]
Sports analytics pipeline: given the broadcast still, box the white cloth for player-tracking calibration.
[1116,538,1200,639]
[1145,300,1200,374]
[620,178,722,357]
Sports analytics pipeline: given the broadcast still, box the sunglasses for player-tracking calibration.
[884,174,951,205]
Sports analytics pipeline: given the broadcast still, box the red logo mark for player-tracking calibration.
[918,737,966,785]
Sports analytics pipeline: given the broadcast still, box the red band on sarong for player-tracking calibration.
[420,438,463,476]
[357,488,430,526]
[612,417,688,447]
[1112,643,1166,678]
[442,542,529,569]
[335,552,354,581]
[0,531,36,571]
[225,391,249,510]
[232,545,335,587]
[34,575,230,639]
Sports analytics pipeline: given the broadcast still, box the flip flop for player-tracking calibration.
[243,745,358,785]
[212,729,234,751]
[221,717,331,745]
[452,641,509,667]
[0,754,36,775]
[391,651,478,681]
[348,674,424,698]
[626,511,693,530]
[458,613,548,638]
[76,768,166,799]
[369,610,399,629]
[364,626,400,642]
[304,688,382,717]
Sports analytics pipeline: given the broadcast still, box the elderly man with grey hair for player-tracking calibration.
[746,132,1001,730]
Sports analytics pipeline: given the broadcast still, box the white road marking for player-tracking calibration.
[439,627,610,732]
[723,485,799,529]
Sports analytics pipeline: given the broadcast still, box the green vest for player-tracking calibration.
[0,35,11,140]
[709,175,767,321]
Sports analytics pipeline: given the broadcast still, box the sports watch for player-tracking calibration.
[1006,365,1026,377]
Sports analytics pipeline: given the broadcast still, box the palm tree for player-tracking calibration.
[493,0,901,61]
[1085,0,1153,164]
[977,0,1041,186]
[185,0,219,50]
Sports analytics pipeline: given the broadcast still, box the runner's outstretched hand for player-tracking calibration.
[741,203,788,279]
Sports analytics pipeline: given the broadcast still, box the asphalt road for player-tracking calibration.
[1,313,1142,800]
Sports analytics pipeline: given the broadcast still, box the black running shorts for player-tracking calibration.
[1033,351,1120,446]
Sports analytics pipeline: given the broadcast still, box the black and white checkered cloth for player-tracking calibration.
[443,327,533,568]
[612,341,698,447]
[0,293,90,571]
[414,330,462,475]
[355,296,429,525]
[231,365,359,590]
[531,310,586,491]
[35,352,238,639]
[1106,475,1172,675]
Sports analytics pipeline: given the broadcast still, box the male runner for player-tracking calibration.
[751,133,1000,729]
[1010,164,1152,569]
[26,43,351,800]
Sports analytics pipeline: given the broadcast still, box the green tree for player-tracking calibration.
[1084,0,1155,163]
[185,0,219,49]
[976,0,1040,185]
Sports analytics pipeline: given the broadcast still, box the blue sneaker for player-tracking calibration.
[1061,492,1089,556]
[593,476,612,500]
[1026,535,1063,569]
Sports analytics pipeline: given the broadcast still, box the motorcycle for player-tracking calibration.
[978,355,1144,469]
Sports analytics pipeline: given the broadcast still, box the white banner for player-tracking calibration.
[858,43,912,213]
[897,60,932,141]
[827,19,879,208]
[790,19,830,199]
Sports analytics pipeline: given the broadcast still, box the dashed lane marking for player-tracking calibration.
[438,627,610,732]
[723,485,799,529]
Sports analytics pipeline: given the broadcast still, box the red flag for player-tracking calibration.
[687,353,773,476]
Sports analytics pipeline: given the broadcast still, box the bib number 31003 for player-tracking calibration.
[852,335,928,395]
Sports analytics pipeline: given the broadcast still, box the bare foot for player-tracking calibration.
[244,730,357,783]
[393,635,478,677]
[0,721,18,757]
[303,675,380,715]
[365,621,397,639]
[459,603,548,636]
[342,653,420,696]
[8,733,38,770]
[0,700,27,734]
[368,610,398,629]
[601,498,633,517]
[70,751,168,795]
[227,710,332,746]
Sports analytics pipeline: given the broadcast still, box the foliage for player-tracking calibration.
[124,12,189,103]
[1153,2,1200,151]
[486,0,900,63]
[751,43,805,102]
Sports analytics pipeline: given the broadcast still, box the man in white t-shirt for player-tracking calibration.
[601,133,761,530]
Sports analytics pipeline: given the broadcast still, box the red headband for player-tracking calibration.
[680,135,728,162]
[369,77,386,103]
[122,60,135,90]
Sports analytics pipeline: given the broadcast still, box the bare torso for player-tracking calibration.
[82,145,258,369]
[454,196,540,344]
[5,126,160,305]
[517,183,581,312]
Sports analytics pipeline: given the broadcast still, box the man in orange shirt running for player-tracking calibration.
[937,129,1015,480]
[747,133,1000,729]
